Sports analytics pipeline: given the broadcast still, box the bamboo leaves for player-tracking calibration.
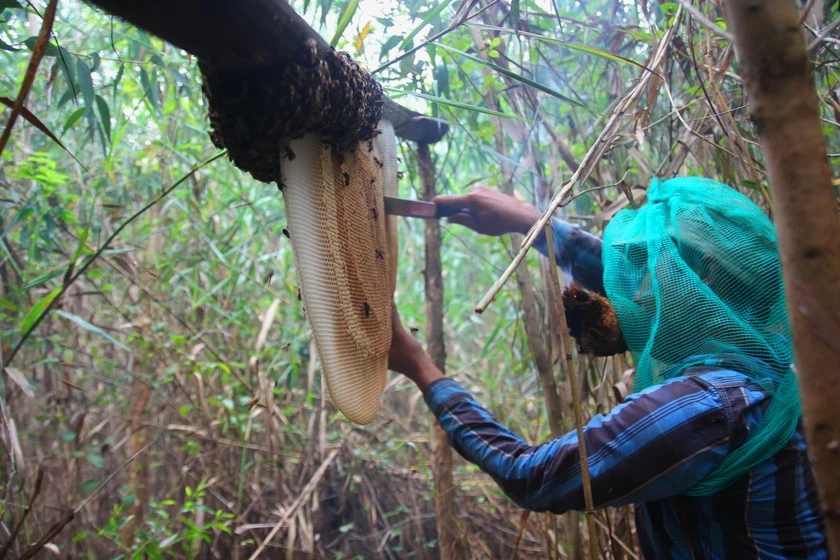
[330,0,360,46]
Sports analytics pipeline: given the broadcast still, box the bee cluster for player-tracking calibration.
[200,38,384,184]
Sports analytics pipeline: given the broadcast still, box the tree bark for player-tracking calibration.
[417,144,462,560]
[85,0,446,145]
[725,0,840,553]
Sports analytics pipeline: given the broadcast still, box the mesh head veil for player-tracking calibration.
[602,177,801,494]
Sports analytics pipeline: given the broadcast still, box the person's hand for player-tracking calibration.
[388,302,444,392]
[433,186,542,236]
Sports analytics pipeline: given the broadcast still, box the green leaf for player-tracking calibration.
[329,0,360,47]
[0,296,19,312]
[380,35,403,59]
[0,0,23,10]
[399,0,453,50]
[438,43,598,115]
[87,453,104,469]
[95,94,111,140]
[16,269,63,293]
[55,309,129,352]
[139,68,160,112]
[62,107,85,135]
[0,38,18,52]
[20,286,62,334]
[149,54,166,68]
[434,63,449,98]
[76,58,96,130]
[24,36,59,57]
[384,87,518,119]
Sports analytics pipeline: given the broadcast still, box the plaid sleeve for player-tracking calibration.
[532,217,605,295]
[424,372,765,513]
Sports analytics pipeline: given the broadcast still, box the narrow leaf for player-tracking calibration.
[61,106,85,134]
[354,21,372,53]
[24,36,58,57]
[20,286,62,334]
[384,87,517,119]
[95,94,111,140]
[55,310,129,352]
[0,0,23,9]
[0,296,19,312]
[329,0,360,47]
[76,58,95,130]
[255,299,281,353]
[469,23,657,75]
[0,96,86,168]
[4,367,34,399]
[140,68,159,112]
[400,0,454,50]
[438,44,598,115]
[380,35,403,59]
[149,54,166,68]
[0,38,18,52]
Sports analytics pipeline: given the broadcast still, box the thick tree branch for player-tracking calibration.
[85,0,447,144]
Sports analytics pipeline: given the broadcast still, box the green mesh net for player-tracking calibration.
[602,177,801,496]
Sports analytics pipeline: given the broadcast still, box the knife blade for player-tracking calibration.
[383,196,464,220]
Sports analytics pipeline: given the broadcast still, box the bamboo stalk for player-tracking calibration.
[417,143,463,560]
[543,224,599,560]
[724,0,840,553]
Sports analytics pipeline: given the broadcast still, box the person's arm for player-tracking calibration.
[388,304,758,513]
[423,374,744,512]
[532,218,604,295]
[433,187,605,295]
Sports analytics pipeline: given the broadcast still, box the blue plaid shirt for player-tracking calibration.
[426,218,827,559]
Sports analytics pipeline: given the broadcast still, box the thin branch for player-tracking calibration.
[475,15,679,313]
[0,0,59,157]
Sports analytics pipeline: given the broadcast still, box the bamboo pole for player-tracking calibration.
[724,0,840,553]
[417,143,462,560]
[543,225,599,560]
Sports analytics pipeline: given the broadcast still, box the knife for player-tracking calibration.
[383,196,466,220]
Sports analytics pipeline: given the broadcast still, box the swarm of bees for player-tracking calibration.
[200,38,384,184]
